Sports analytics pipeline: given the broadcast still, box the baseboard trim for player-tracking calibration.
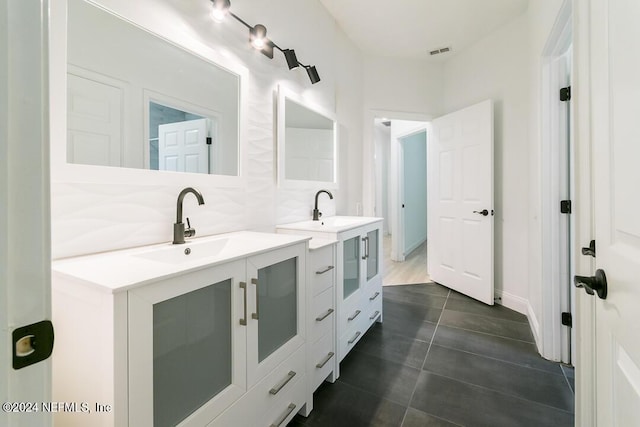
[527,302,542,352]
[495,289,542,351]
[494,289,528,314]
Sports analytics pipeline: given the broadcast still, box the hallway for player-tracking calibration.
[383,236,430,286]
[291,283,574,426]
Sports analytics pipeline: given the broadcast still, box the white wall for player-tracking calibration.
[362,57,443,215]
[400,131,427,255]
[373,120,390,233]
[442,13,530,310]
[441,1,566,340]
[50,0,363,259]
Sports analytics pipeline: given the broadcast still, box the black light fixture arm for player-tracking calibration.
[211,0,319,83]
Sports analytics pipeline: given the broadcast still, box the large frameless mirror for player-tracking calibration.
[67,0,240,176]
[277,86,337,188]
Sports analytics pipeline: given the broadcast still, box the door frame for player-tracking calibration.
[1,1,52,425]
[573,0,597,425]
[540,0,574,363]
[363,109,432,219]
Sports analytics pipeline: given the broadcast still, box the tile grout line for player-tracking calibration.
[430,342,566,377]
[399,288,451,427]
[560,365,575,395]
[436,322,537,345]
[419,370,576,415]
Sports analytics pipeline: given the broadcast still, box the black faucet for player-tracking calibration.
[173,187,205,244]
[312,189,333,221]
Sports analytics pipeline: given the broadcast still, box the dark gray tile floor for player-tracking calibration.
[290,283,575,427]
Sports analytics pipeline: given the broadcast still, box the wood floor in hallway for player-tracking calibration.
[383,235,430,286]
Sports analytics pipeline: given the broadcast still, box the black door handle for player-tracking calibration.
[473,209,489,216]
[574,269,607,299]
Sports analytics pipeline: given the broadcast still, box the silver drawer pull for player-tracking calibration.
[348,310,361,321]
[315,265,334,275]
[348,331,361,344]
[239,282,247,326]
[316,352,335,368]
[316,308,334,322]
[269,370,296,395]
[369,291,380,301]
[251,278,259,320]
[270,403,296,427]
[369,310,380,321]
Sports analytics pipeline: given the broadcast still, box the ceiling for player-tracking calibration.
[318,0,529,60]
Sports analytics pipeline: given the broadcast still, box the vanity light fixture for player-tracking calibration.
[210,0,230,22]
[305,65,321,84]
[249,24,267,49]
[283,49,299,69]
[209,0,320,83]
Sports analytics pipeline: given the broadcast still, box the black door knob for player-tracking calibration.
[473,209,489,216]
[574,269,607,299]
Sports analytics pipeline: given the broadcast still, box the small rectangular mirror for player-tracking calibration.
[277,87,337,188]
[67,0,240,176]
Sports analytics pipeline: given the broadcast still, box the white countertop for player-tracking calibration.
[276,216,383,234]
[308,237,338,250]
[52,231,310,294]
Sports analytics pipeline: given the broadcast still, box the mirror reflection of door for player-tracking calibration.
[150,102,214,174]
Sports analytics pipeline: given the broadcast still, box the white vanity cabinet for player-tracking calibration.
[52,232,308,427]
[336,221,383,362]
[303,239,338,415]
[276,217,383,368]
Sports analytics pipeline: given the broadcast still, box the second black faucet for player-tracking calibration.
[313,189,333,221]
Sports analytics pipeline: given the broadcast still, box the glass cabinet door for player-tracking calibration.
[246,243,306,386]
[343,236,360,299]
[257,257,297,362]
[366,229,379,281]
[128,260,247,427]
[153,280,231,427]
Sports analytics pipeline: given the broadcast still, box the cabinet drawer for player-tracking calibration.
[338,317,366,361]
[311,286,334,342]
[253,345,305,410]
[365,286,382,307]
[339,292,363,334]
[264,374,306,427]
[365,296,382,329]
[310,246,335,296]
[311,333,335,392]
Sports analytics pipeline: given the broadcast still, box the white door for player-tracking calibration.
[67,71,123,167]
[427,100,494,305]
[158,118,209,173]
[588,0,640,423]
[1,1,52,426]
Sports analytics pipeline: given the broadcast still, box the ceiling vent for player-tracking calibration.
[429,46,452,56]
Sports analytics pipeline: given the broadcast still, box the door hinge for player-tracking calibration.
[581,240,596,257]
[206,137,212,145]
[560,86,571,101]
[560,200,572,214]
[561,312,572,327]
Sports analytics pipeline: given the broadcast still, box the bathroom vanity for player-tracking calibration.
[276,216,384,367]
[52,231,309,427]
[303,238,338,415]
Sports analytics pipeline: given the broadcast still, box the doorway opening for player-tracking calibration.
[372,117,429,286]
